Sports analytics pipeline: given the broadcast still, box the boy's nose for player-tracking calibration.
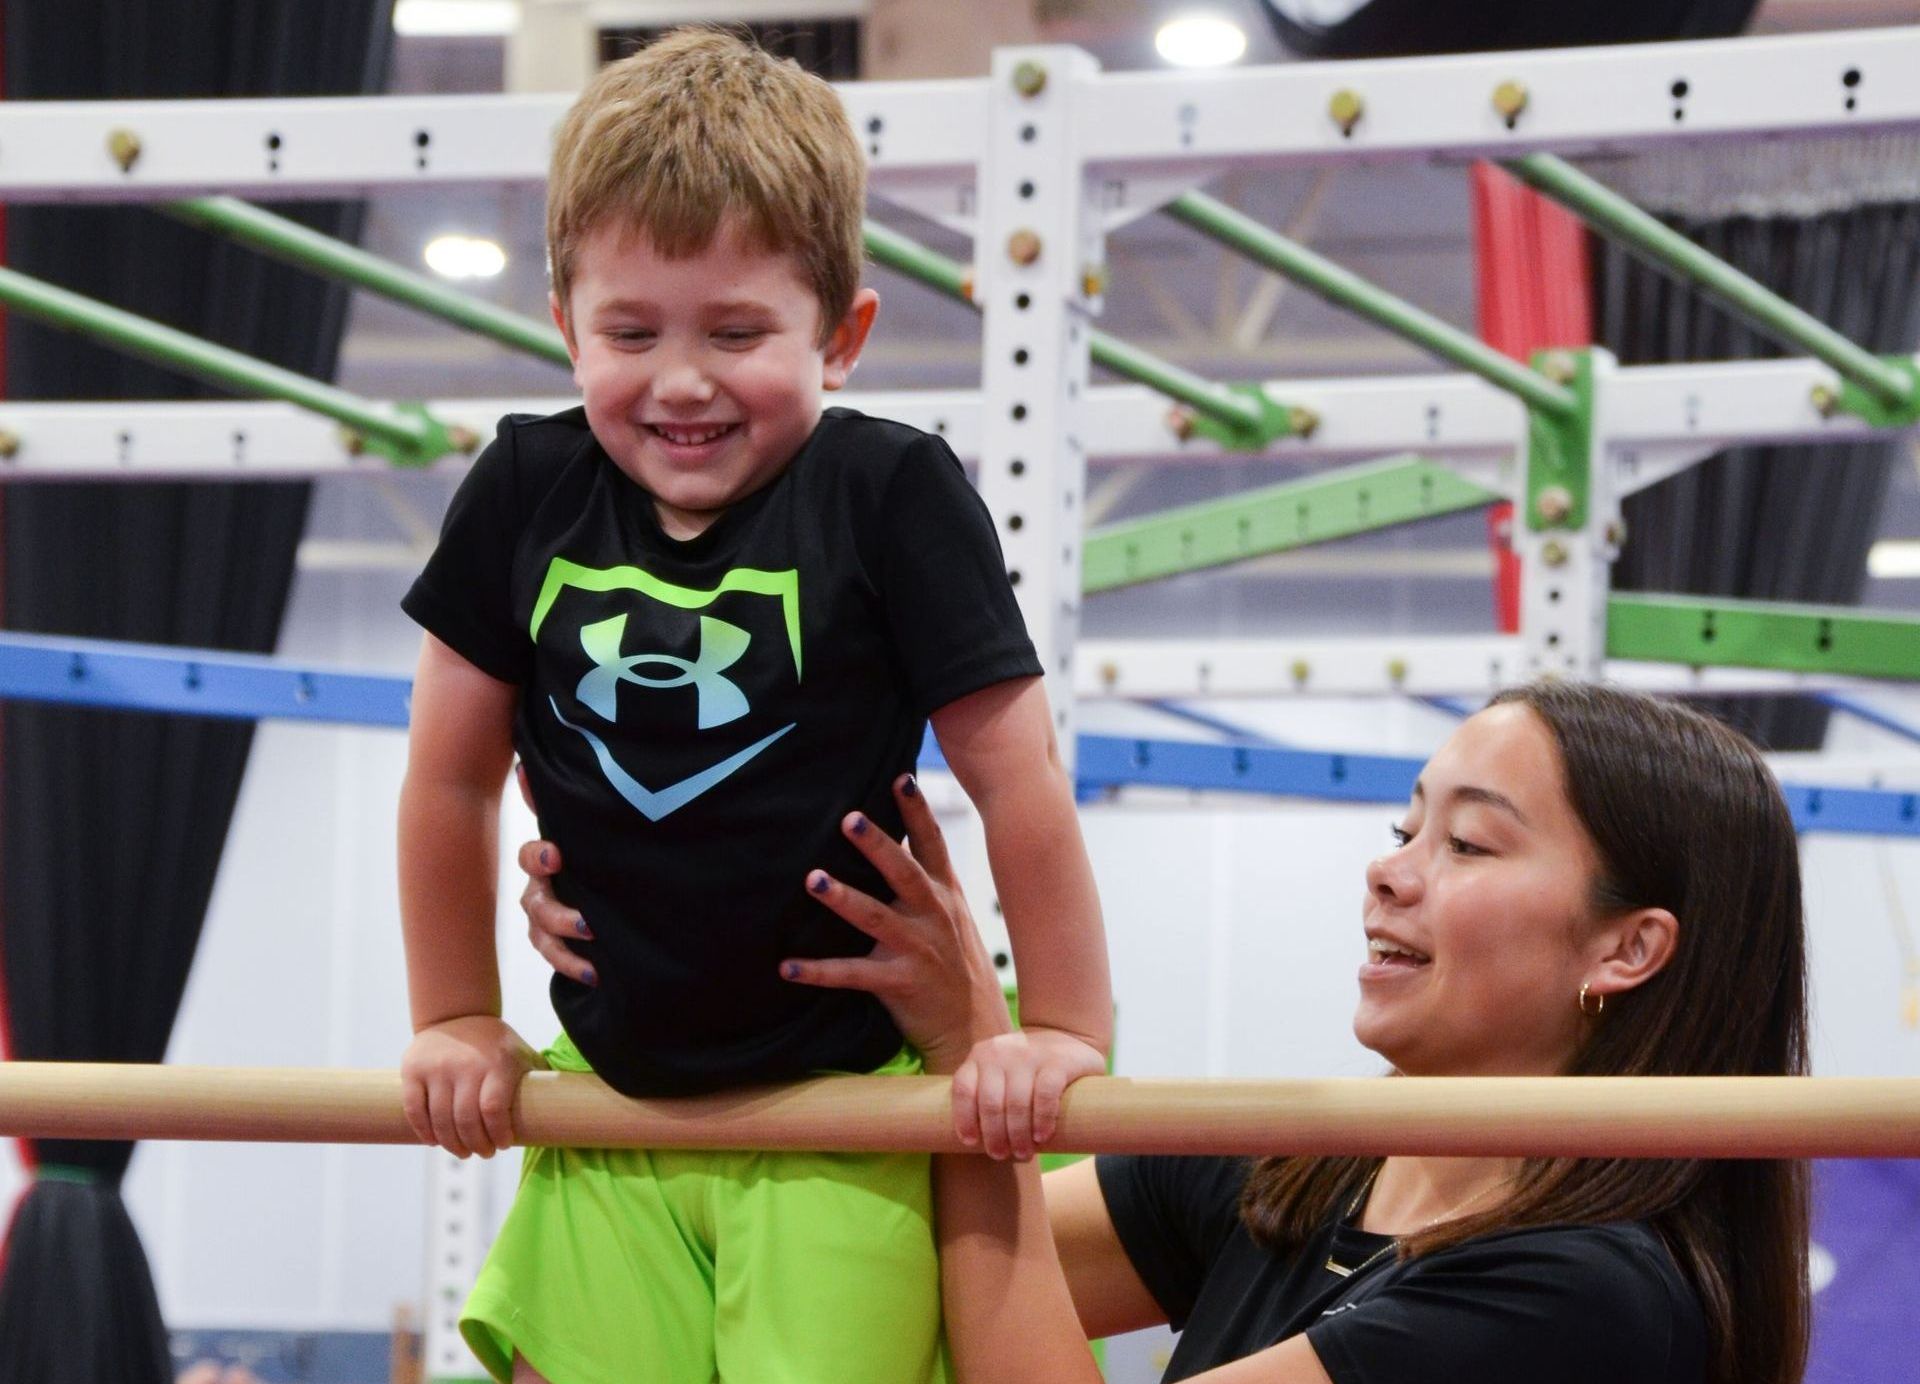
[652,353,716,405]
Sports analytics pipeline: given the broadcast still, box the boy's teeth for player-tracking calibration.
[657,424,730,445]
[1368,939,1430,962]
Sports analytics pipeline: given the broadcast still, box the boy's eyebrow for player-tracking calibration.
[587,296,782,318]
[1409,779,1530,826]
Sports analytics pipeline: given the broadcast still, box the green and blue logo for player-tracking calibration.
[532,558,801,821]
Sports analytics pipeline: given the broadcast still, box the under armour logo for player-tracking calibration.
[575,612,751,730]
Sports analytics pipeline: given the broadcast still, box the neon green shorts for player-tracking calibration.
[461,1034,952,1384]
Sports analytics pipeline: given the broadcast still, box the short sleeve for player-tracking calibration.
[1305,1225,1704,1384]
[1095,1155,1252,1330]
[401,418,533,685]
[876,435,1041,715]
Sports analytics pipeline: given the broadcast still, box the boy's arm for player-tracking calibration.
[398,633,541,1159]
[930,675,1113,1155]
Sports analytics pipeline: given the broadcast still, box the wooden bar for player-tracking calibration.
[1,1064,1917,1157]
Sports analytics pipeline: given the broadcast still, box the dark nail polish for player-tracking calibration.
[574,916,590,937]
[540,848,552,868]
[902,775,919,798]
[782,962,801,980]
[809,872,831,895]
[850,814,869,836]
[582,967,597,986]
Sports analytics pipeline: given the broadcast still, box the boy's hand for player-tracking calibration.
[951,1027,1106,1163]
[400,1015,545,1159]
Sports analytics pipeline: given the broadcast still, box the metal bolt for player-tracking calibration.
[1810,383,1841,417]
[1539,350,1579,385]
[0,429,19,460]
[1541,539,1570,567]
[1006,229,1042,266]
[1605,519,1627,549]
[1328,88,1365,135]
[1166,405,1198,442]
[958,269,977,304]
[107,128,143,172]
[447,425,482,455]
[339,427,368,457]
[1100,660,1119,688]
[1492,80,1529,122]
[1290,659,1311,685]
[1536,485,1574,525]
[1387,658,1409,684]
[1288,405,1322,439]
[1081,265,1108,298]
[1012,60,1048,98]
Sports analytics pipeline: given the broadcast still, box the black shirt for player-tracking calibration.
[1096,1155,1708,1384]
[403,406,1039,1096]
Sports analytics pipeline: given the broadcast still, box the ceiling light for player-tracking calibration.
[1155,13,1249,68]
[393,0,519,38]
[424,234,508,280]
[1868,539,1920,579]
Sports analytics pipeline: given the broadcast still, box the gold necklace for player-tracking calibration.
[1323,1165,1510,1279]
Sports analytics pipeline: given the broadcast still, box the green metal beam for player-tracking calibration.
[1524,348,1595,533]
[0,265,471,465]
[167,197,572,368]
[1083,454,1497,593]
[1163,190,1579,420]
[1607,594,1920,682]
[864,219,974,303]
[861,222,1287,444]
[1504,154,1919,414]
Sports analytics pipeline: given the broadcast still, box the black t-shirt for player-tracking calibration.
[403,406,1039,1096]
[1095,1155,1708,1384]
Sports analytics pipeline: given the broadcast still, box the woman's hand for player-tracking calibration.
[516,837,596,989]
[782,774,1010,1080]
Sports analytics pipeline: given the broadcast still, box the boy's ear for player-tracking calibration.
[822,288,880,390]
[549,292,581,369]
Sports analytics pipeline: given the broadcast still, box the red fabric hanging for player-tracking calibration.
[1470,162,1593,631]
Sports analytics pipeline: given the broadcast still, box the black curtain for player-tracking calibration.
[0,4,393,1381]
[1594,202,1920,749]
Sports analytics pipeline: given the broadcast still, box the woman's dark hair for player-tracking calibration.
[1240,680,1809,1384]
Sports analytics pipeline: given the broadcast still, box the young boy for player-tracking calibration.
[396,28,1112,1384]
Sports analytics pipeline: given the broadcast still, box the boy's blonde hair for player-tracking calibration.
[547,27,866,342]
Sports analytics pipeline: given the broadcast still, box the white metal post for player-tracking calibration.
[1517,348,1619,678]
[424,1151,491,1383]
[960,45,1100,970]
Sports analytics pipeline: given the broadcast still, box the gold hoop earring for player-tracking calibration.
[1578,982,1605,1018]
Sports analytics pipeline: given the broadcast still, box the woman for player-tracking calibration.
[519,681,1810,1384]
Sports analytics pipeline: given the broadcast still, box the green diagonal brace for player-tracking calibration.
[167,196,571,368]
[1607,594,1920,681]
[1505,153,1920,415]
[862,222,1295,445]
[0,264,473,465]
[1833,355,1920,430]
[1083,454,1497,593]
[1164,191,1578,419]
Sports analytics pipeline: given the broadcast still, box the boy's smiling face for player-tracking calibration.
[555,218,877,539]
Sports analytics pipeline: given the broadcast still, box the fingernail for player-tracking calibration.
[849,814,869,836]
[902,775,919,798]
[540,848,552,868]
[809,872,831,895]
[582,967,597,986]
[782,962,801,980]
[574,915,590,937]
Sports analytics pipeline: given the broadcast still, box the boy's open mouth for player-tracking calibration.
[648,423,740,447]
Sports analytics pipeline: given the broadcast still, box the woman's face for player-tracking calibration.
[1353,702,1608,1077]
